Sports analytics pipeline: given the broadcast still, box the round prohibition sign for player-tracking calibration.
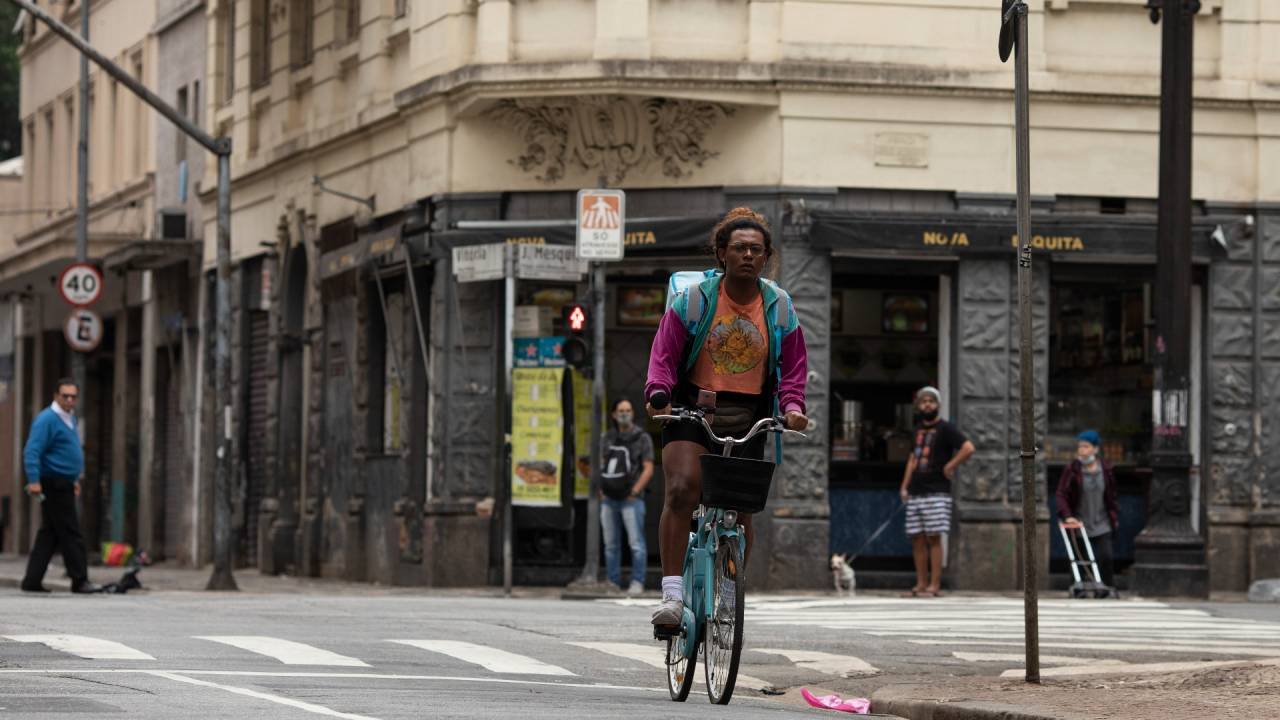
[59,262,103,307]
[64,308,104,353]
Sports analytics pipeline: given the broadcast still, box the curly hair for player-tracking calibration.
[710,207,773,270]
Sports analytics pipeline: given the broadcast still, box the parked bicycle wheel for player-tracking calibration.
[704,538,745,704]
[666,627,698,701]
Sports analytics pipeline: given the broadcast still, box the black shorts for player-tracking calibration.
[661,417,768,460]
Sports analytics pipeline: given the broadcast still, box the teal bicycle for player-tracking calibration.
[650,396,803,705]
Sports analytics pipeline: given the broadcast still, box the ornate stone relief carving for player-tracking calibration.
[486,96,734,184]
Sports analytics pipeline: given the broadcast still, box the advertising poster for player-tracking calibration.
[511,368,566,507]
[572,369,593,499]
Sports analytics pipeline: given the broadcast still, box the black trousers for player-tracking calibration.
[1088,531,1114,588]
[22,476,89,588]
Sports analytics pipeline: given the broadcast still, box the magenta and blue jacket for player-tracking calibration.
[645,272,808,418]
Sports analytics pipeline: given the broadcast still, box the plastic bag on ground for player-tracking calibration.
[800,687,871,714]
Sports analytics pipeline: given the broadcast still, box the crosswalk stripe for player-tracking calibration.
[760,619,1275,631]
[752,648,879,676]
[952,652,1126,666]
[909,639,1280,656]
[569,641,771,690]
[867,631,1280,643]
[194,636,370,667]
[389,640,575,676]
[4,634,155,660]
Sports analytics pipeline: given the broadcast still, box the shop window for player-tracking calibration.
[1047,279,1153,469]
[367,276,405,455]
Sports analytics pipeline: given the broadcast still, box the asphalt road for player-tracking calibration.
[2,588,1277,719]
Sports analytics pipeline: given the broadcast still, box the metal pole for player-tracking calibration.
[578,263,606,585]
[7,0,237,590]
[503,249,515,596]
[71,0,89,422]
[207,153,237,590]
[1011,1,1040,684]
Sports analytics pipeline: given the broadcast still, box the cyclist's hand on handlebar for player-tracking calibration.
[783,411,809,432]
[647,391,670,418]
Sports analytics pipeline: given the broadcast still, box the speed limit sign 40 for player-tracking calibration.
[59,262,103,307]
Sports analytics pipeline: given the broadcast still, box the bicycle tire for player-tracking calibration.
[666,626,698,701]
[704,538,745,705]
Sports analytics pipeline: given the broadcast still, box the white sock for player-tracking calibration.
[661,575,683,601]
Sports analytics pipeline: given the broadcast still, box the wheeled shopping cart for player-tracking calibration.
[1058,521,1116,599]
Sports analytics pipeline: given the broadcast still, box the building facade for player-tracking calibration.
[0,0,191,564]
[8,1,1276,592]
[195,0,1280,593]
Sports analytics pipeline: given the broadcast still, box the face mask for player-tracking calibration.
[1082,454,1096,465]
[916,410,938,423]
[615,412,634,428]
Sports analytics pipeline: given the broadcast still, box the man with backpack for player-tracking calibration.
[645,207,809,627]
[599,397,655,596]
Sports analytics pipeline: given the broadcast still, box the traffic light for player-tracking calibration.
[565,303,588,335]
[563,302,590,371]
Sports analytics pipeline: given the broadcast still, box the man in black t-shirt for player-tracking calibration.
[898,386,975,597]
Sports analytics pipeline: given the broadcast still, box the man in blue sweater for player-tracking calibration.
[21,378,99,593]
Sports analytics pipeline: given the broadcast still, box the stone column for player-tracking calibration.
[953,257,1048,591]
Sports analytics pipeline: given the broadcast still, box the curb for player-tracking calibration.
[870,685,1086,720]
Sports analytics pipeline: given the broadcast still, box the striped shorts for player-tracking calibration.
[905,494,953,536]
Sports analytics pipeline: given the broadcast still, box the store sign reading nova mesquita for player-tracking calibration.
[920,230,1085,251]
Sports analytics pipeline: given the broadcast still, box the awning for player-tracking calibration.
[101,238,201,272]
[809,210,1226,263]
[433,216,719,257]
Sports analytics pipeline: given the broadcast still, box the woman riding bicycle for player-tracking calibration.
[645,207,809,627]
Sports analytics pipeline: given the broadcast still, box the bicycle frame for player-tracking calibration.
[676,504,746,660]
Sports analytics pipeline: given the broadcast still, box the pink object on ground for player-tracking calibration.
[800,688,871,714]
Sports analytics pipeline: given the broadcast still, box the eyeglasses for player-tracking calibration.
[727,242,767,256]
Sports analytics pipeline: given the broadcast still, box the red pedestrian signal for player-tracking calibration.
[565,304,588,335]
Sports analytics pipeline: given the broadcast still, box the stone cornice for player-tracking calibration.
[395,60,1280,114]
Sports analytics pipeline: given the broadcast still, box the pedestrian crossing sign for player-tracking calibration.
[576,189,625,261]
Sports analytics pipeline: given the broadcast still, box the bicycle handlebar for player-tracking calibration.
[653,406,806,445]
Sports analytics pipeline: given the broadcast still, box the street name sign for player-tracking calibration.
[453,243,507,283]
[516,244,588,282]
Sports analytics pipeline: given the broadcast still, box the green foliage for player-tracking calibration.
[0,3,20,161]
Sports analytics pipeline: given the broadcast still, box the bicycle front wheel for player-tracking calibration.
[666,627,698,701]
[704,538,745,704]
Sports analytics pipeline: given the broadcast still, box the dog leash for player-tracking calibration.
[847,501,907,563]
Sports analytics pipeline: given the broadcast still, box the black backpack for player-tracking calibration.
[599,438,636,500]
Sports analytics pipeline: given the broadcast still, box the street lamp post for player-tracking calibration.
[9,0,238,591]
[1133,0,1209,598]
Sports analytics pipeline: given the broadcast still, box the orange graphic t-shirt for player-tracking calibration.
[689,285,768,395]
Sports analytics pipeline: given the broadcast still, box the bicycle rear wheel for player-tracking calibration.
[704,538,745,704]
[666,627,698,701]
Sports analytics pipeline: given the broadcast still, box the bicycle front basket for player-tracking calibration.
[699,454,775,514]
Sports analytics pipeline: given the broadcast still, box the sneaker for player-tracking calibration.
[650,596,683,626]
[627,580,644,597]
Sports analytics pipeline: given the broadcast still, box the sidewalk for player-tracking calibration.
[867,659,1280,720]
[0,554,552,597]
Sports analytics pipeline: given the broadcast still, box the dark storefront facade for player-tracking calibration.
[810,200,1278,592]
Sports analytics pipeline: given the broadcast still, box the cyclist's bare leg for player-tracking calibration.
[659,441,704,576]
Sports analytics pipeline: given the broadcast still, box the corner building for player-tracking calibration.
[204,0,1280,592]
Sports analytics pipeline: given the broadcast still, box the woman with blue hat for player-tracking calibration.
[1054,429,1119,587]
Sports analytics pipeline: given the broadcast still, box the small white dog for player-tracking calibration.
[830,553,856,596]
